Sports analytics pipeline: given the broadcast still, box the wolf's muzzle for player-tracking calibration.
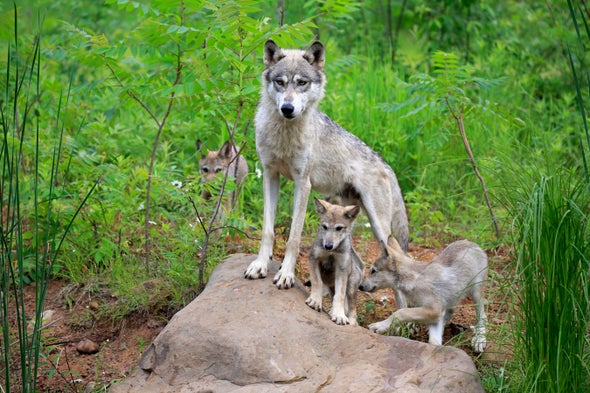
[280,103,295,118]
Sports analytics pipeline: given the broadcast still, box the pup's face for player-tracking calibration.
[261,40,326,120]
[358,253,396,292]
[314,198,360,251]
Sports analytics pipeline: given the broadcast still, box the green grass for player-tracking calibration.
[1,8,97,391]
[503,173,590,392]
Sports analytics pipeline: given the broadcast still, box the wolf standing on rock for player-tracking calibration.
[306,198,363,326]
[244,39,409,292]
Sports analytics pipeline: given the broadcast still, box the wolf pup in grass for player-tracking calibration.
[197,140,248,212]
[306,198,363,326]
[359,236,488,353]
[244,39,409,294]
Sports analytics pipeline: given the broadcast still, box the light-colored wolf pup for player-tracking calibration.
[244,39,409,295]
[359,236,488,353]
[197,140,248,212]
[306,198,363,325]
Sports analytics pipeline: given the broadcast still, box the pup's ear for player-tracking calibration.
[345,205,361,220]
[379,240,393,258]
[263,40,285,67]
[304,41,325,70]
[314,197,327,215]
[219,141,233,158]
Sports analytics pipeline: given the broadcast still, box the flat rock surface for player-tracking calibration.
[111,254,484,392]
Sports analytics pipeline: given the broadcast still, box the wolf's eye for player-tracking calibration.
[202,167,209,173]
[215,167,222,173]
[322,224,328,230]
[297,80,308,86]
[335,225,344,232]
[274,79,285,87]
[370,266,377,274]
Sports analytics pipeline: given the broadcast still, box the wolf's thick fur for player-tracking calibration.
[359,236,488,353]
[244,40,409,291]
[306,198,363,325]
[197,140,248,211]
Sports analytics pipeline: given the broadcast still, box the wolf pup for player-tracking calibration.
[197,140,248,211]
[244,40,409,295]
[359,236,488,353]
[306,198,363,325]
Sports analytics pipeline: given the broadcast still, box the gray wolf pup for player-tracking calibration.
[244,39,409,292]
[306,198,363,325]
[359,236,488,353]
[197,140,248,211]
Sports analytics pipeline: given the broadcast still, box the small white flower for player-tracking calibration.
[255,164,262,179]
[171,180,183,188]
[380,296,388,303]
[138,202,144,211]
[364,222,371,228]
[148,220,157,225]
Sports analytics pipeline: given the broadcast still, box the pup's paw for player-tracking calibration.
[244,258,268,279]
[273,270,295,289]
[331,312,350,325]
[471,324,487,353]
[305,296,322,312]
[368,320,390,334]
[471,334,487,353]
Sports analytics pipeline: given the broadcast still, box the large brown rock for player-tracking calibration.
[111,254,484,392]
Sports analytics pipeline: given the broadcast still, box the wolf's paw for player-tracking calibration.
[368,320,390,334]
[471,324,487,353]
[305,296,322,312]
[273,270,295,289]
[331,312,350,325]
[471,334,487,353]
[244,258,268,280]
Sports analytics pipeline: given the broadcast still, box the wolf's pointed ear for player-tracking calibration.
[314,197,327,215]
[264,40,284,67]
[219,141,233,158]
[387,235,404,253]
[345,205,361,220]
[380,239,392,258]
[304,41,325,69]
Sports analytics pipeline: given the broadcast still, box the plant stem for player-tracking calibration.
[446,96,500,238]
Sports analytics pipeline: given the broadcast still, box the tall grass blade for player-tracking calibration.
[0,6,98,392]
[510,174,590,392]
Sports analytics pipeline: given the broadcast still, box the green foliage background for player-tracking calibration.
[1,0,589,391]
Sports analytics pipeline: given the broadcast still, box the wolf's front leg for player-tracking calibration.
[330,266,350,325]
[305,259,324,311]
[273,177,311,289]
[368,315,395,334]
[245,170,280,280]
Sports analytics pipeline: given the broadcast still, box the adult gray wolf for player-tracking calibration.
[359,236,488,353]
[306,198,363,325]
[197,140,248,212]
[244,39,409,291]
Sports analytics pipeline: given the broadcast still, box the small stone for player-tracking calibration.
[89,301,99,310]
[76,339,100,354]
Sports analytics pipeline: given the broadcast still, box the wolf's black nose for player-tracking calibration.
[281,103,295,116]
[324,243,333,250]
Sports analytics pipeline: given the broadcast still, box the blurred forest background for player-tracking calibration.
[1,1,589,392]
